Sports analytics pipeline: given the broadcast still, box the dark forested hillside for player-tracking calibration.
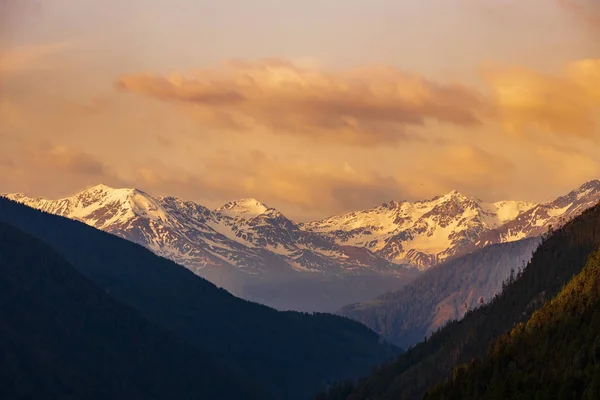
[425,247,600,400]
[0,198,397,400]
[0,222,257,400]
[318,202,600,400]
[340,237,541,349]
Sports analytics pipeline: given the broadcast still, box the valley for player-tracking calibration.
[5,180,600,313]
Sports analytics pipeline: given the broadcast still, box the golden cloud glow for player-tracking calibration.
[535,144,599,185]
[482,59,600,138]
[396,145,516,198]
[117,60,490,146]
[0,143,125,198]
[26,145,109,175]
[0,42,72,74]
[131,150,401,218]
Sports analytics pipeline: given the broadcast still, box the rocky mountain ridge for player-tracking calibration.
[304,180,600,268]
[5,181,600,275]
[3,185,405,283]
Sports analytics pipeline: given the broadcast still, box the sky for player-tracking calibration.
[1,0,599,221]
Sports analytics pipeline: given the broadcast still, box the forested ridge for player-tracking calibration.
[318,203,600,400]
[425,247,600,399]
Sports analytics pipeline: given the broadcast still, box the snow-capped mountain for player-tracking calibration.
[3,184,405,281]
[4,180,600,277]
[302,180,600,269]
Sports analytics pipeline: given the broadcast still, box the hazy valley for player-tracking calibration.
[5,180,600,315]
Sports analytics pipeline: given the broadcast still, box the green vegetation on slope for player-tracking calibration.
[0,198,398,400]
[426,247,600,400]
[0,222,258,400]
[318,203,600,400]
[340,238,541,349]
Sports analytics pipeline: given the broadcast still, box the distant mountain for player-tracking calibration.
[318,200,600,400]
[426,244,600,399]
[0,197,398,400]
[4,180,599,310]
[4,184,401,276]
[304,180,600,268]
[2,185,415,311]
[0,222,258,400]
[339,237,541,349]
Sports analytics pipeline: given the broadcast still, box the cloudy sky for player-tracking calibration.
[1,0,599,220]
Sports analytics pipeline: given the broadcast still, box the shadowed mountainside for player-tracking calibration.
[0,222,259,400]
[0,198,397,400]
[318,201,600,400]
[340,237,541,349]
[426,247,600,399]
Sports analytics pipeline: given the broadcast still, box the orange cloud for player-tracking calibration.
[535,144,599,185]
[0,144,125,197]
[117,59,489,146]
[482,59,600,138]
[396,145,516,198]
[129,144,519,219]
[25,145,109,175]
[0,99,23,130]
[131,150,402,219]
[0,42,72,74]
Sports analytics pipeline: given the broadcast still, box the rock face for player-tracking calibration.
[303,180,600,269]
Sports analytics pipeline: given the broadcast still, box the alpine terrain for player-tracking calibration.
[305,180,600,268]
[4,180,600,310]
[0,197,398,400]
[2,185,414,311]
[318,199,600,400]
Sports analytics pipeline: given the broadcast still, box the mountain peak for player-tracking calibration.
[261,207,285,218]
[217,198,269,219]
[439,189,475,202]
[77,184,143,200]
[84,183,120,193]
[554,179,600,205]
[445,189,470,197]
[577,179,600,192]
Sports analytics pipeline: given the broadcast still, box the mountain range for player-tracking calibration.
[319,195,600,400]
[304,180,600,268]
[0,197,397,400]
[4,179,600,311]
[4,184,406,278]
[3,181,600,399]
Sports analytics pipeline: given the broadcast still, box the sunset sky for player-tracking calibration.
[1,0,599,221]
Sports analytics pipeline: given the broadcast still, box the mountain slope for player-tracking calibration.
[5,181,598,312]
[305,180,600,268]
[4,184,402,276]
[318,200,600,400]
[0,197,398,400]
[339,236,541,349]
[3,185,412,312]
[0,222,258,400]
[7,181,599,279]
[425,246,600,400]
